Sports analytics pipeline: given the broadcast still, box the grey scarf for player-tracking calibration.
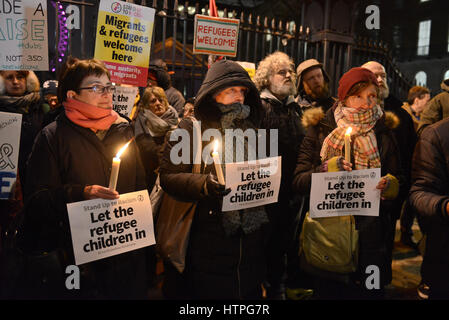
[134,105,178,137]
[0,92,40,113]
[216,102,269,236]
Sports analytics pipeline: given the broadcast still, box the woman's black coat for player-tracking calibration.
[23,113,148,299]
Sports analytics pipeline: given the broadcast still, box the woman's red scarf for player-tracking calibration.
[63,98,118,130]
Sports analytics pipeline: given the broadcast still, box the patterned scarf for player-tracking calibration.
[320,101,383,169]
[64,98,118,131]
[216,102,269,236]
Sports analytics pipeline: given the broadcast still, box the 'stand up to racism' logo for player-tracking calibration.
[111,2,122,13]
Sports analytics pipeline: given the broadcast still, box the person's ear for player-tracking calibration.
[67,90,76,99]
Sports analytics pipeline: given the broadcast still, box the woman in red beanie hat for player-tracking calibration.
[292,67,402,299]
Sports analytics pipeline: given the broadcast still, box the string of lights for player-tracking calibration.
[50,1,69,73]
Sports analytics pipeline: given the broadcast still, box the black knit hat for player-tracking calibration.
[43,80,58,95]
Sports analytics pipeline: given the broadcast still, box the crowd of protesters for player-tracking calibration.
[0,52,448,300]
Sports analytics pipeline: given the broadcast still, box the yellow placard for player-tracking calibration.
[94,11,153,67]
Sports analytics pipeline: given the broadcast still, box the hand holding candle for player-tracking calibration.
[109,139,133,191]
[211,140,225,185]
[84,185,119,200]
[344,127,352,163]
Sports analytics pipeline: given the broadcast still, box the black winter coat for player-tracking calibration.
[165,86,185,116]
[260,93,304,202]
[159,60,270,299]
[135,133,165,191]
[0,94,44,241]
[23,113,148,299]
[292,105,402,286]
[384,96,417,218]
[409,118,449,295]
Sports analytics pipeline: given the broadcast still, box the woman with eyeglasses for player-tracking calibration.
[21,58,148,299]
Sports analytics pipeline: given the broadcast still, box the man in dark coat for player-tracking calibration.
[409,117,449,299]
[417,78,449,135]
[159,60,271,299]
[253,51,305,299]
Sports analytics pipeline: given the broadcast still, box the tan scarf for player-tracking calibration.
[320,102,383,169]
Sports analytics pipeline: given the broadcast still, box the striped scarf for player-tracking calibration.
[320,101,383,169]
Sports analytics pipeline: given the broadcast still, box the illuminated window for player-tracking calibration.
[417,20,431,56]
[415,71,427,86]
[444,70,449,80]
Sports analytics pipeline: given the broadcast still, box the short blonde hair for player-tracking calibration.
[139,86,169,111]
[253,51,296,91]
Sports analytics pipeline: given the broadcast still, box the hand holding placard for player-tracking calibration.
[309,168,381,218]
[67,190,155,265]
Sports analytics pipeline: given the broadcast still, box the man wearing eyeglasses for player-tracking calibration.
[254,51,305,300]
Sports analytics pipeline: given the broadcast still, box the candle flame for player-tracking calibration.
[115,138,134,159]
[345,127,352,136]
[213,140,219,154]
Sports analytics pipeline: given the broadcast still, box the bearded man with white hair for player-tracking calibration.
[254,51,305,300]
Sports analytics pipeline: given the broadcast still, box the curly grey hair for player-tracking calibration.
[253,51,296,92]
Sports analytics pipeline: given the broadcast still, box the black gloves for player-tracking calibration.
[205,174,231,198]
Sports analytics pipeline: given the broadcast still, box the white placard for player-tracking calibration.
[0,0,49,70]
[0,112,22,199]
[221,156,281,212]
[67,190,155,265]
[310,168,381,218]
[112,86,138,117]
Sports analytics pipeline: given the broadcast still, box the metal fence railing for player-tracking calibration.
[52,0,413,100]
[146,0,413,100]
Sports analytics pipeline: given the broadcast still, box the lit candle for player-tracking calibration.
[109,139,133,191]
[344,127,352,163]
[211,140,225,185]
